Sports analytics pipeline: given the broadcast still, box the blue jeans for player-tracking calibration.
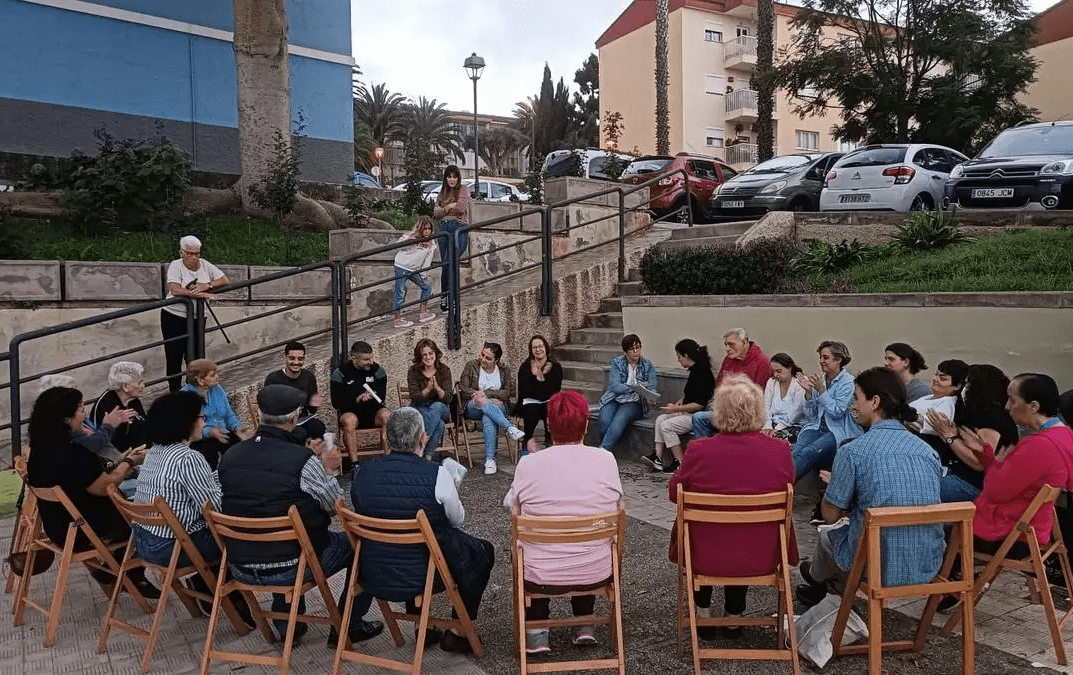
[436,219,469,304]
[940,472,981,503]
[392,265,432,312]
[465,399,515,460]
[598,400,643,451]
[691,411,715,439]
[132,525,219,567]
[792,428,838,480]
[229,531,372,636]
[414,400,451,458]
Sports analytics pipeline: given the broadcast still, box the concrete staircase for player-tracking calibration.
[655,220,757,253]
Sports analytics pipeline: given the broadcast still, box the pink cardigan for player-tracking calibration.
[974,425,1073,543]
[507,444,623,586]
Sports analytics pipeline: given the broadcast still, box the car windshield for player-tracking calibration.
[836,147,906,168]
[977,126,1073,158]
[544,152,583,178]
[741,155,815,175]
[622,158,672,176]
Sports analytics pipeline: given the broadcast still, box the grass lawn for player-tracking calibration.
[840,227,1073,293]
[12,216,329,266]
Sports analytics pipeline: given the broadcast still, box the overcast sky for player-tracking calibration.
[352,0,1061,118]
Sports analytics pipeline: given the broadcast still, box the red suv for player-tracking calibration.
[619,153,737,221]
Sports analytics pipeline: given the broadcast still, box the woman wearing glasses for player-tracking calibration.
[598,334,658,453]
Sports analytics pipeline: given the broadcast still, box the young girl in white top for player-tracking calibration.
[761,352,807,443]
[393,216,437,328]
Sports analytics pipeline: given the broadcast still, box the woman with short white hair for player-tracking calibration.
[91,361,149,452]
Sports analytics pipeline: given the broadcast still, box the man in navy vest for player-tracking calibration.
[218,384,383,646]
[351,407,494,654]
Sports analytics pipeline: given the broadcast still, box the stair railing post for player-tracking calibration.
[618,188,627,283]
[447,232,461,350]
[685,168,694,227]
[331,260,345,369]
[540,206,553,316]
[193,299,206,359]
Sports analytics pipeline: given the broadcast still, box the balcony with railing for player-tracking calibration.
[724,35,757,71]
[725,142,758,168]
[725,89,776,124]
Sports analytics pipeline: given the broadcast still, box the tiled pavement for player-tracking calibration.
[3,455,1069,674]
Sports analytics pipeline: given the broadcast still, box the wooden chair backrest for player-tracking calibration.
[246,392,260,428]
[202,503,307,547]
[336,501,437,548]
[26,482,119,561]
[512,504,626,558]
[397,383,410,406]
[676,484,795,527]
[13,455,27,481]
[106,484,171,530]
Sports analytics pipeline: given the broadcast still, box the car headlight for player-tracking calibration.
[1041,160,1073,176]
[760,180,787,194]
[949,164,964,179]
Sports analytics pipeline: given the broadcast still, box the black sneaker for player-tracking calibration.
[327,619,385,648]
[795,582,830,609]
[662,458,680,474]
[937,595,961,614]
[440,629,477,654]
[417,626,444,647]
[809,502,825,526]
[799,561,817,587]
[439,297,450,312]
[641,453,662,471]
[273,620,309,642]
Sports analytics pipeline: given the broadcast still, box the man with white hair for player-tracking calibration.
[161,235,229,391]
[350,407,493,654]
[691,328,772,439]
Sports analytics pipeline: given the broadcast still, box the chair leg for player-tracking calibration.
[380,599,405,647]
[781,571,802,675]
[200,574,228,674]
[12,545,38,626]
[331,559,360,675]
[685,577,701,675]
[138,561,180,675]
[1029,538,1068,665]
[611,571,626,674]
[867,594,883,675]
[44,538,78,648]
[412,587,434,675]
[96,554,134,655]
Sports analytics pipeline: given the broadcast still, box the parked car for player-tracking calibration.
[352,171,382,189]
[710,152,844,217]
[820,144,968,212]
[391,180,441,196]
[543,148,635,182]
[426,179,529,203]
[619,153,737,221]
[944,120,1073,212]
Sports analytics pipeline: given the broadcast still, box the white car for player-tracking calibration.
[426,179,529,203]
[820,144,969,212]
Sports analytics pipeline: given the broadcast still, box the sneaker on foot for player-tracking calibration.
[506,426,526,442]
[419,310,437,323]
[641,453,663,471]
[937,594,961,614]
[439,298,450,312]
[661,458,680,474]
[573,625,598,646]
[809,502,825,526]
[326,620,384,648]
[525,629,551,654]
[795,582,829,609]
[440,629,476,654]
[484,459,497,475]
[394,318,414,328]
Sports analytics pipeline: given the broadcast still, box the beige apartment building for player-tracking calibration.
[1021,0,1073,123]
[597,0,856,170]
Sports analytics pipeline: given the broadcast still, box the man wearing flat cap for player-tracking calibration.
[218,384,384,646]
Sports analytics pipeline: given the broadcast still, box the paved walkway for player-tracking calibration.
[1,449,1067,674]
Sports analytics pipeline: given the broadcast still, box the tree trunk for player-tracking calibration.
[756,0,776,163]
[233,0,291,207]
[655,0,670,155]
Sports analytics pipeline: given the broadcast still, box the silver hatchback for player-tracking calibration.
[820,144,968,212]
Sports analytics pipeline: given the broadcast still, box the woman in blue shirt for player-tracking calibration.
[792,340,862,480]
[181,359,252,470]
[598,334,658,453]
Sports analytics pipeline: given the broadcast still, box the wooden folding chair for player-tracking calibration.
[246,391,261,427]
[332,500,483,674]
[675,485,800,675]
[397,382,472,467]
[941,484,1073,665]
[12,483,153,647]
[512,504,627,674]
[6,455,38,597]
[200,503,345,675]
[831,502,977,675]
[97,484,252,673]
[458,383,519,465]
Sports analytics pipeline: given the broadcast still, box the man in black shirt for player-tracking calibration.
[263,341,326,442]
[330,340,389,467]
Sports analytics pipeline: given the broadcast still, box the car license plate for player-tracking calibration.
[971,188,1014,198]
[722,200,745,209]
[839,194,870,203]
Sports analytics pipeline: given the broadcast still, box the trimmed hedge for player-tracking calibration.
[640,238,796,295]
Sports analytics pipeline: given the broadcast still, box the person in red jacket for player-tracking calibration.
[691,328,772,438]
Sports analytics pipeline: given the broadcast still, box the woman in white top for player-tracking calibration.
[392,216,438,328]
[907,359,968,437]
[459,341,526,474]
[761,353,807,443]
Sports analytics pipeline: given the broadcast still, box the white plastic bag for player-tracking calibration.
[794,592,869,668]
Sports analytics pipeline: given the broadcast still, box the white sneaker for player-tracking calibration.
[506,426,526,442]
[394,318,414,328]
[484,459,497,475]
[419,310,437,323]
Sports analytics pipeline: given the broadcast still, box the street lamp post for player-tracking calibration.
[373,146,385,184]
[463,52,485,183]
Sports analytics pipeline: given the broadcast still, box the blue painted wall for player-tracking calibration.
[0,0,352,143]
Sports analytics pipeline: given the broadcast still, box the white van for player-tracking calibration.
[542,148,634,182]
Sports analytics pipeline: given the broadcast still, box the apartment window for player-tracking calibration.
[704,75,726,94]
[798,85,819,99]
[796,130,820,150]
[705,28,723,42]
[837,140,859,153]
[961,74,983,93]
[736,27,750,37]
[706,127,725,147]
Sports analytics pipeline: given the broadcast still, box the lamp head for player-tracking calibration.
[374,146,385,160]
[463,52,485,81]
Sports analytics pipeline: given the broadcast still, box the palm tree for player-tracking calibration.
[756,0,776,162]
[401,96,466,163]
[655,0,670,155]
[354,82,405,147]
[354,120,377,172]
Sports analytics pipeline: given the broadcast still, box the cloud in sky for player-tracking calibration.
[352,0,1060,118]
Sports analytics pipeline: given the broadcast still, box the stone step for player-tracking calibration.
[657,234,741,252]
[599,297,622,313]
[618,281,642,296]
[569,326,625,345]
[556,344,622,364]
[669,221,756,240]
[559,359,691,401]
[561,378,604,404]
[584,408,686,461]
[584,312,624,329]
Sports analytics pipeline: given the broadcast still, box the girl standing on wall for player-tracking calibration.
[433,165,471,312]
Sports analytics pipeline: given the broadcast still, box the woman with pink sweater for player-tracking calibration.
[506,390,623,655]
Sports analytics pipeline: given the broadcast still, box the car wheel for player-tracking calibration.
[909,194,934,211]
[673,198,692,224]
[788,197,811,212]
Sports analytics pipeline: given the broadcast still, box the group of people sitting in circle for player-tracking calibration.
[19,324,1073,661]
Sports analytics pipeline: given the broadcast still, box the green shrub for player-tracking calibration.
[374,206,415,230]
[891,210,970,252]
[63,128,191,236]
[640,238,795,295]
[248,115,305,227]
[0,216,33,260]
[790,238,875,276]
